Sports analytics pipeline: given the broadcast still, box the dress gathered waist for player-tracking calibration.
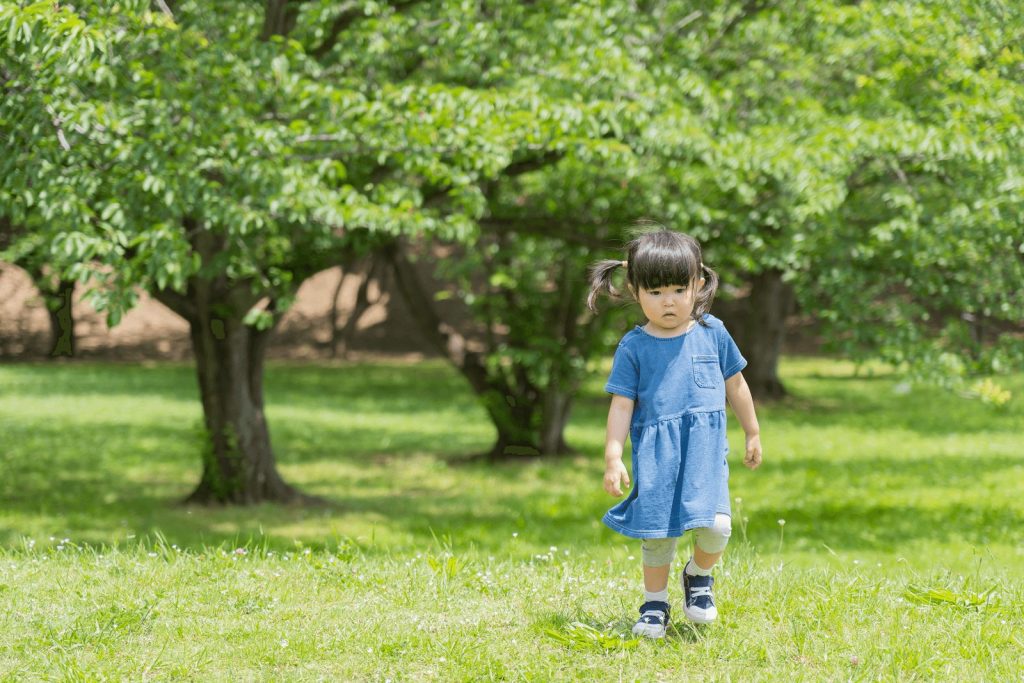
[632,406,726,430]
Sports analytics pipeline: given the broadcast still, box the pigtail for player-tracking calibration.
[693,263,719,326]
[587,259,627,313]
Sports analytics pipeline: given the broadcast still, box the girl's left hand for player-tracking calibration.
[743,433,762,470]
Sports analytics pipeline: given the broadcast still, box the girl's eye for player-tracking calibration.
[675,288,685,293]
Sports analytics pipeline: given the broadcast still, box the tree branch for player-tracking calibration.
[311,0,430,60]
[152,287,197,321]
[153,0,174,19]
[383,238,490,395]
[261,0,307,41]
[481,218,607,250]
[310,2,361,59]
[504,150,566,178]
[702,0,775,57]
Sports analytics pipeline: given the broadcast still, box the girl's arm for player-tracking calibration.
[725,372,763,470]
[603,394,634,496]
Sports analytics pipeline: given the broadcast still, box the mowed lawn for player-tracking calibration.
[1,357,1022,680]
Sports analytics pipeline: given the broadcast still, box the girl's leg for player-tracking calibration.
[643,563,672,592]
[633,538,677,638]
[681,514,732,624]
[640,537,677,592]
[693,546,723,571]
[689,513,732,571]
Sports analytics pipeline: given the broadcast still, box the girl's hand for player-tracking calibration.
[604,460,630,496]
[743,433,762,470]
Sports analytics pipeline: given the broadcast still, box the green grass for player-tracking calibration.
[1,357,1023,680]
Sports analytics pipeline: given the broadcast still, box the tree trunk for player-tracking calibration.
[735,268,793,399]
[385,237,584,460]
[328,254,358,358]
[384,239,546,459]
[535,250,589,457]
[153,222,318,506]
[47,279,75,357]
[539,388,574,456]
[22,261,76,358]
[260,0,299,40]
[484,389,543,459]
[482,385,575,460]
[182,307,309,504]
[331,256,382,359]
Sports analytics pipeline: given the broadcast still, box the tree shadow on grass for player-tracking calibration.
[4,442,1022,556]
[0,420,587,554]
[735,450,1024,553]
[6,361,472,415]
[5,361,1022,556]
[742,500,1024,554]
[64,484,1020,558]
[761,387,1022,436]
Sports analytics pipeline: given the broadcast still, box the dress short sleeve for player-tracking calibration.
[718,322,747,380]
[605,342,639,400]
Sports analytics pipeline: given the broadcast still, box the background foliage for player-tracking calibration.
[2,1,1022,468]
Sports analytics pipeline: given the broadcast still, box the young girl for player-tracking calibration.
[587,227,763,638]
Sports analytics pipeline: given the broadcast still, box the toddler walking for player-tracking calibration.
[587,226,762,638]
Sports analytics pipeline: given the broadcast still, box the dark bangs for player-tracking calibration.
[626,229,703,292]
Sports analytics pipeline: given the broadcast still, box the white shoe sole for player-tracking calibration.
[683,605,717,624]
[631,622,667,638]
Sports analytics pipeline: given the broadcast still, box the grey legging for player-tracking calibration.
[640,513,732,567]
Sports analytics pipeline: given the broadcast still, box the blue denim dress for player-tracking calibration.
[603,314,747,539]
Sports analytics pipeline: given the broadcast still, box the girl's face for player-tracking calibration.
[633,280,704,336]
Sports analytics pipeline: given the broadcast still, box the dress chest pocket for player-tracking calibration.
[692,354,721,389]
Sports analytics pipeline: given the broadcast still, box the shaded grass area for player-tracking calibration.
[1,358,1022,568]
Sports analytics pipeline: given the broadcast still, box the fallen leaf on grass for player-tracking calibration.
[545,622,639,651]
[903,584,996,611]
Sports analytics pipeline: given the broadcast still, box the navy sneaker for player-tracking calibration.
[681,571,717,623]
[631,600,671,638]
